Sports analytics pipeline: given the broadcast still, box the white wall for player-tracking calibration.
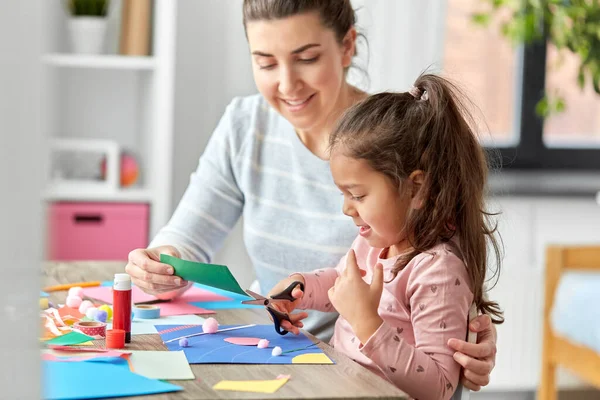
[0,1,45,398]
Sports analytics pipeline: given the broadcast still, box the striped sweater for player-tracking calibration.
[150,94,357,339]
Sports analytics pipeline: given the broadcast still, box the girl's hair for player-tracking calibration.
[330,74,504,324]
[242,0,356,45]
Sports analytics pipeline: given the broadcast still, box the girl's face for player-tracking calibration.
[330,150,420,257]
[246,12,355,134]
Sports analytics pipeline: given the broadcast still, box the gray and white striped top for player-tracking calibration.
[151,94,357,339]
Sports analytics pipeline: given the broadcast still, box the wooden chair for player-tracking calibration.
[538,245,600,400]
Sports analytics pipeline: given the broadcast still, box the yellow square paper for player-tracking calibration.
[213,378,289,394]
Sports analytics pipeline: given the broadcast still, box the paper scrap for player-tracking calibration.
[223,337,262,346]
[108,314,205,335]
[160,254,248,296]
[45,331,94,346]
[43,358,182,399]
[128,350,195,380]
[213,377,289,394]
[292,353,334,364]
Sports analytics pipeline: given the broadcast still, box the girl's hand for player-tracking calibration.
[125,246,189,296]
[328,249,384,343]
[448,314,497,391]
[266,274,308,335]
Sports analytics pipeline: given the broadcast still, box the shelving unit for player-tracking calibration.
[42,0,177,256]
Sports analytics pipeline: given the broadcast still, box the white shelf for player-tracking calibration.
[44,185,153,203]
[42,54,155,70]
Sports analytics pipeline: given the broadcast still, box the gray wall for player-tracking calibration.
[0,1,45,398]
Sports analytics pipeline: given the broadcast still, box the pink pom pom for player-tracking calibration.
[257,339,269,349]
[68,287,84,298]
[202,317,219,334]
[66,295,82,308]
[78,300,93,314]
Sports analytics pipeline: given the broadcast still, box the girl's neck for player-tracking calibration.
[296,84,366,160]
[384,240,413,259]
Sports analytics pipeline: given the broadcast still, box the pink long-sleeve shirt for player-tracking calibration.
[297,235,473,400]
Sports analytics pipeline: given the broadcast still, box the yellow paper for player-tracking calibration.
[71,341,95,346]
[213,378,289,394]
[292,353,333,364]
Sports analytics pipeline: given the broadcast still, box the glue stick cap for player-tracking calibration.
[113,273,131,291]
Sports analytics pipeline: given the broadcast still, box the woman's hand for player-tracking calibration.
[448,314,497,391]
[328,249,384,343]
[125,245,189,296]
[266,274,307,335]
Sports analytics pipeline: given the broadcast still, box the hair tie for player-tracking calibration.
[408,86,428,101]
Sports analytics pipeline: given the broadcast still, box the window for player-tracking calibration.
[443,0,600,170]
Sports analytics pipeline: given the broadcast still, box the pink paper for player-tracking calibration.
[224,337,262,346]
[81,285,230,305]
[154,300,215,317]
[42,351,129,362]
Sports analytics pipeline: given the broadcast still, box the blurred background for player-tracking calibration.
[2,0,600,398]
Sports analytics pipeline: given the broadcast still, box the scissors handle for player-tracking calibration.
[270,281,304,302]
[267,307,292,335]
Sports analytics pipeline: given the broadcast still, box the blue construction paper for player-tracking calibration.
[190,283,261,310]
[41,291,49,297]
[43,358,182,400]
[156,324,333,364]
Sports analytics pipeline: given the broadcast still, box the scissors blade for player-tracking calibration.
[240,289,269,306]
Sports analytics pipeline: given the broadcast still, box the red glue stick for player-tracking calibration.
[112,273,132,343]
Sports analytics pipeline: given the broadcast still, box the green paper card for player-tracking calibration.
[160,254,248,297]
[45,331,94,346]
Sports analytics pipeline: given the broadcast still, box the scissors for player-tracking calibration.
[241,281,305,335]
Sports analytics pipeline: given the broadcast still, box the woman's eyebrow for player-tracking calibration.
[251,43,321,57]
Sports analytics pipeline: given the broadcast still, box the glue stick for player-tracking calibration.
[112,273,132,343]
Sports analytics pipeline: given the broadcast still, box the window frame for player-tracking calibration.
[488,41,600,170]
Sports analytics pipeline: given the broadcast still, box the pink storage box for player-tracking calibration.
[48,202,149,261]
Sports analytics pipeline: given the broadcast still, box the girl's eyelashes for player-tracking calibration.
[299,55,319,64]
[351,195,365,202]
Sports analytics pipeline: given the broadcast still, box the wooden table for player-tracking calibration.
[44,262,408,400]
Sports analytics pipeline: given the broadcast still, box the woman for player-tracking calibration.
[125,0,496,391]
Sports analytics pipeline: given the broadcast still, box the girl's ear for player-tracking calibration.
[408,170,425,210]
[341,27,357,68]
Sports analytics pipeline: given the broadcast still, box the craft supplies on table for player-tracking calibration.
[112,273,132,343]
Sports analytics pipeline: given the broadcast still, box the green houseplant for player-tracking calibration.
[472,0,600,116]
[65,0,111,54]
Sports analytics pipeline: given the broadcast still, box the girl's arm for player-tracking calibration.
[360,251,473,400]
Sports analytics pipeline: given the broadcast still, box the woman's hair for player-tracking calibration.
[329,74,504,324]
[242,0,356,45]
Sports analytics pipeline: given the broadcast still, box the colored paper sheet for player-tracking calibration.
[189,283,262,310]
[83,284,226,304]
[45,331,94,346]
[213,378,289,393]
[224,337,262,346]
[160,254,249,296]
[41,291,49,297]
[128,350,195,380]
[108,314,206,335]
[156,324,334,365]
[43,358,181,400]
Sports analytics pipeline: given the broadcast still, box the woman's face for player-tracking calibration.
[246,12,355,134]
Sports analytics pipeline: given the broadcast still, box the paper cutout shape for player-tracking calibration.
[223,337,262,346]
[213,377,289,393]
[128,350,195,380]
[42,351,128,362]
[160,254,248,296]
[43,358,181,400]
[189,283,262,310]
[292,353,334,364]
[58,306,84,320]
[108,314,205,335]
[83,284,229,304]
[157,324,334,365]
[45,331,94,346]
[41,291,49,297]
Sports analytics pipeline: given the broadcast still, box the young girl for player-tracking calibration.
[268,74,504,400]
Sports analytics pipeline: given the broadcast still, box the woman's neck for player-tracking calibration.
[296,84,366,160]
